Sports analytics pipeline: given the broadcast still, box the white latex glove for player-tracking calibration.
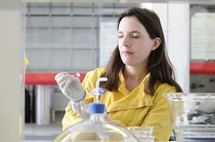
[55,72,86,102]
[71,101,90,120]
[55,72,90,120]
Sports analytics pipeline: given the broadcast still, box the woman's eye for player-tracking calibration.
[132,35,140,38]
[118,35,123,38]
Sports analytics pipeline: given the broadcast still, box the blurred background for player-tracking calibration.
[1,0,215,141]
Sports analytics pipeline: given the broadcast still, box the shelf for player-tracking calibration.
[190,62,215,74]
[25,72,86,85]
[25,62,214,85]
[26,27,99,30]
[25,62,215,85]
[26,46,97,50]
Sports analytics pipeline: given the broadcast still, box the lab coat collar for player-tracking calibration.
[107,72,153,112]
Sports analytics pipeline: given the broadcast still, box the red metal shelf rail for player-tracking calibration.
[190,62,215,75]
[25,62,215,85]
[25,72,86,85]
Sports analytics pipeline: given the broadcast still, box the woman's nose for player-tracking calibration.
[121,36,131,47]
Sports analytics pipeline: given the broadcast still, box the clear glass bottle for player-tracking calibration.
[55,77,139,142]
[54,101,139,142]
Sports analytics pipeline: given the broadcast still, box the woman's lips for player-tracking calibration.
[122,51,133,56]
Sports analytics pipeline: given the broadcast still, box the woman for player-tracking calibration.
[55,7,182,141]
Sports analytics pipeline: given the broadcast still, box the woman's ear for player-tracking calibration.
[152,37,161,51]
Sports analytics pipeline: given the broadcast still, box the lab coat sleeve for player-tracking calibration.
[141,84,176,141]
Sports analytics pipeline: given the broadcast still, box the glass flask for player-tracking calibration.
[127,126,154,142]
[54,102,139,142]
[55,77,139,142]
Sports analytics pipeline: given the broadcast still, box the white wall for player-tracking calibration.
[0,1,24,141]
[167,3,190,92]
[143,3,190,92]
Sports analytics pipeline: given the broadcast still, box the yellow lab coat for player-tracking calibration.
[62,67,175,141]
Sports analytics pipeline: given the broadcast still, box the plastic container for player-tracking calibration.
[164,93,215,142]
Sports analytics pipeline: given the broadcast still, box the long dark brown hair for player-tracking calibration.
[100,7,182,95]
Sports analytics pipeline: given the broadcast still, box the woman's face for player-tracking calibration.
[118,16,159,67]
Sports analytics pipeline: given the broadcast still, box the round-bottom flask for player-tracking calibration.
[54,102,139,142]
